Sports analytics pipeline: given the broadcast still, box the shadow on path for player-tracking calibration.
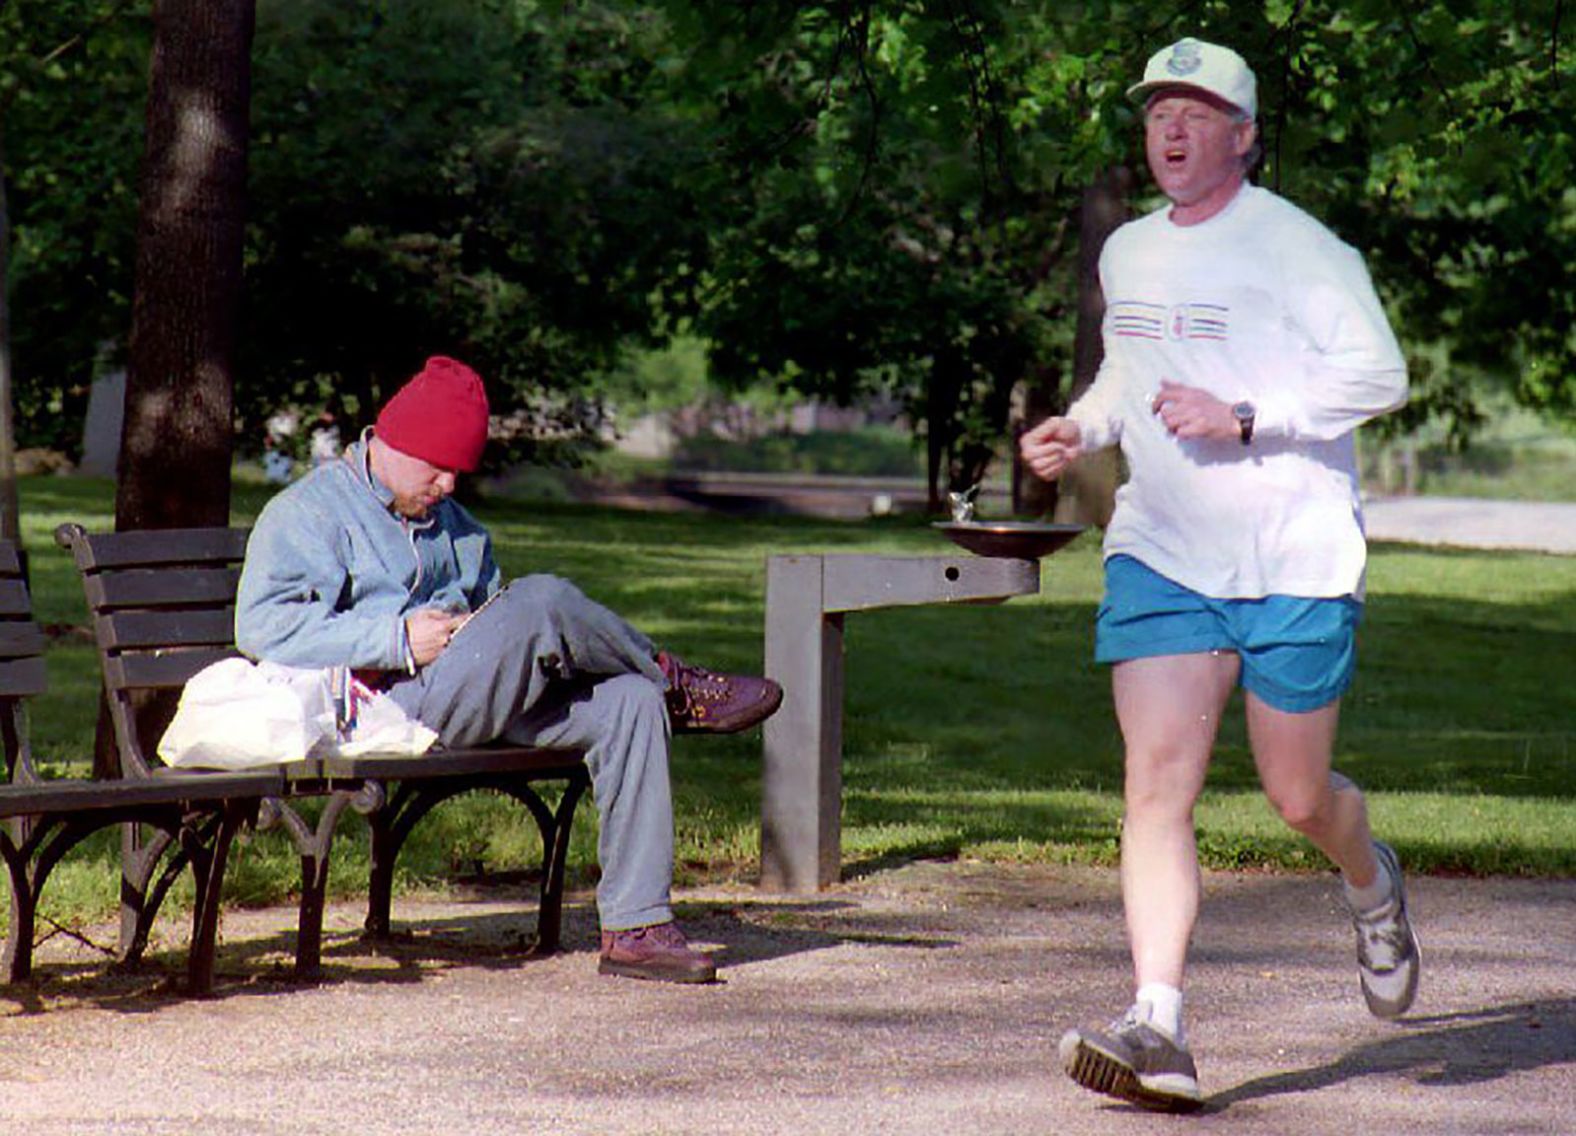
[1208,998,1575,1112]
[1,892,959,1014]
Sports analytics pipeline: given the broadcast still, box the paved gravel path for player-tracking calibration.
[2,862,1571,1135]
[1362,496,1576,555]
[587,474,1576,557]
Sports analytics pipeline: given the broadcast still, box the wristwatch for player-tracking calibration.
[1232,400,1256,446]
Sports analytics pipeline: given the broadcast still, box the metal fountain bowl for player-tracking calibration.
[934,520,1086,560]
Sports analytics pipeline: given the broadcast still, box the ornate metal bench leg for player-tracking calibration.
[296,794,353,980]
[7,813,206,985]
[184,801,253,996]
[363,783,417,942]
[119,822,179,964]
[364,810,396,941]
[268,788,380,980]
[10,816,150,983]
[1,830,35,983]
[523,771,589,956]
[293,860,328,978]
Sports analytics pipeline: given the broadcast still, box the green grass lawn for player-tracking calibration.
[9,474,1575,937]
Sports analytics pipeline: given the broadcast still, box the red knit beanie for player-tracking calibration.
[374,356,490,472]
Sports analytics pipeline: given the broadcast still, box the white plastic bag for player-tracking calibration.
[158,658,337,769]
[158,659,437,770]
[334,671,439,758]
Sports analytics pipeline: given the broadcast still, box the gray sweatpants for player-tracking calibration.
[388,575,674,930]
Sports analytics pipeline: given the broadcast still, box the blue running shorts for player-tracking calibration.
[1094,554,1363,713]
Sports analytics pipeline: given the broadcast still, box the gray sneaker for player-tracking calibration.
[1058,1005,1202,1112]
[1348,840,1421,1019]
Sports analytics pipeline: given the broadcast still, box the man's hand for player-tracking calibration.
[406,607,466,668]
[1019,417,1083,482]
[1151,380,1238,441]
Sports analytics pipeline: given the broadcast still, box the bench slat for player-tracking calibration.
[98,608,236,651]
[317,746,586,782]
[83,567,242,611]
[0,622,47,658]
[0,578,30,617]
[64,527,250,571]
[0,543,21,576]
[0,656,47,698]
[104,646,240,691]
[0,770,283,818]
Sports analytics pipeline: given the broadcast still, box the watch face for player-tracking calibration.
[1233,401,1255,421]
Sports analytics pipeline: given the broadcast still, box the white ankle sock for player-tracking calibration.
[1135,982,1185,1043]
[1344,855,1394,914]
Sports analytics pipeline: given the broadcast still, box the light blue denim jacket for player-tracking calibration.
[235,436,500,671]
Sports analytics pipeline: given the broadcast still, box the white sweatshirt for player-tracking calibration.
[1068,184,1408,599]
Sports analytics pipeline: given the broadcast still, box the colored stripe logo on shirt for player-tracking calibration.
[1178,303,1229,341]
[1110,300,1230,342]
[1110,301,1165,339]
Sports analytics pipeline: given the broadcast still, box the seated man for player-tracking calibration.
[235,356,783,983]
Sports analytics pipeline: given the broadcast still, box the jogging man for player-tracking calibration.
[1021,38,1418,1110]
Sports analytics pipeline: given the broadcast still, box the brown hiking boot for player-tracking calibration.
[598,921,717,983]
[657,651,783,734]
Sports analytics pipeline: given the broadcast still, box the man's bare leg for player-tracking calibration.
[1247,693,1419,1017]
[1113,651,1239,992]
[1247,694,1380,883]
[1058,650,1238,1111]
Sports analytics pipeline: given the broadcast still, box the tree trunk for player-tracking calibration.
[0,140,22,553]
[925,347,975,514]
[105,0,255,777]
[115,0,255,533]
[1011,361,1059,517]
[1050,164,1132,529]
[923,355,949,514]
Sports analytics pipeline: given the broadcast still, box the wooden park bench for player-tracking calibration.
[53,523,590,988]
[0,538,279,993]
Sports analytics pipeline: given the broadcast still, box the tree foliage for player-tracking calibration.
[238,0,713,459]
[1256,0,1574,432]
[1,0,146,451]
[667,0,1575,495]
[0,0,1570,505]
[665,2,1126,502]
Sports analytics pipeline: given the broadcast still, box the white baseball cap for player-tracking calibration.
[1128,38,1257,119]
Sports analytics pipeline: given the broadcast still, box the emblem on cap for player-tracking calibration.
[1165,40,1203,77]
